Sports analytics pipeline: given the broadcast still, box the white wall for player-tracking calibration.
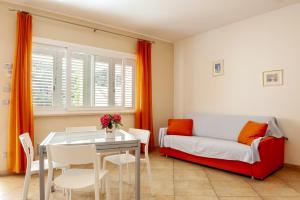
[0,2,173,173]
[174,3,300,165]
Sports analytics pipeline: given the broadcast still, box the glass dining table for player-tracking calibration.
[38,129,141,200]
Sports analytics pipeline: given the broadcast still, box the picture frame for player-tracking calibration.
[212,60,224,76]
[263,69,283,86]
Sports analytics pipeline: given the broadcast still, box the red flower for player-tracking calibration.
[112,114,121,123]
[100,114,111,128]
[100,113,122,129]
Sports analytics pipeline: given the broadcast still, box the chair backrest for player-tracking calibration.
[65,126,97,133]
[128,128,151,158]
[128,128,150,145]
[46,144,99,190]
[19,133,34,165]
[46,144,98,166]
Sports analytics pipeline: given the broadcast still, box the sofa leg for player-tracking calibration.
[165,155,168,158]
[251,176,254,180]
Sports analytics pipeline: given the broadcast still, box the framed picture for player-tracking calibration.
[213,60,224,76]
[263,69,283,86]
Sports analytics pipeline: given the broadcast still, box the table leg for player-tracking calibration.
[39,145,45,200]
[135,142,140,200]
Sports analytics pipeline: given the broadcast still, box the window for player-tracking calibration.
[32,44,66,108]
[32,39,135,114]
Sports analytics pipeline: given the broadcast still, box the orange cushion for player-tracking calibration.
[167,119,193,136]
[238,121,268,145]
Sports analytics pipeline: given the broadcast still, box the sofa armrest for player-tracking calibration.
[252,136,285,179]
[259,136,285,161]
[159,127,168,147]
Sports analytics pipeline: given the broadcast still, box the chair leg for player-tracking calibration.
[98,153,102,170]
[46,167,54,200]
[51,169,55,192]
[127,164,132,184]
[100,178,105,194]
[102,160,107,193]
[22,171,31,200]
[103,159,107,170]
[95,180,100,200]
[66,189,72,200]
[105,175,111,200]
[65,189,68,200]
[119,164,123,200]
[62,168,66,196]
[146,160,153,195]
[65,189,69,200]
[127,163,131,184]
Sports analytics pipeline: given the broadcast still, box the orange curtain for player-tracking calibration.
[135,40,154,150]
[7,12,34,174]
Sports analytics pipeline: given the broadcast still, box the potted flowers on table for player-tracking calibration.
[100,113,122,137]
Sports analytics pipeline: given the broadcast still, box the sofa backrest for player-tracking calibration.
[185,113,280,141]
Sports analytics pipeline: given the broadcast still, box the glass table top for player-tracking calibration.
[40,129,138,146]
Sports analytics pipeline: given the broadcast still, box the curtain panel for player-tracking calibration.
[135,40,154,150]
[7,12,34,173]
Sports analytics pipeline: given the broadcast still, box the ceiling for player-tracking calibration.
[5,0,300,42]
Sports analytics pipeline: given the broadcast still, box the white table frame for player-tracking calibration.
[39,131,141,200]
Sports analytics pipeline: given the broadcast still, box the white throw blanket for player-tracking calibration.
[185,113,285,141]
[159,125,281,164]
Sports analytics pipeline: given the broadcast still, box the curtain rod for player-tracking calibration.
[8,8,155,44]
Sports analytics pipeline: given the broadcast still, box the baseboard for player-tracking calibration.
[0,170,13,176]
[284,163,300,170]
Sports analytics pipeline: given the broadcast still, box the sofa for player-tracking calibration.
[159,114,285,179]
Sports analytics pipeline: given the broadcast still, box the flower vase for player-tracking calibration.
[105,127,115,138]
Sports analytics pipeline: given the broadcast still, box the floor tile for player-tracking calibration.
[211,180,258,197]
[285,181,300,193]
[219,197,262,200]
[275,168,300,182]
[250,183,300,197]
[1,150,300,200]
[205,168,247,181]
[173,159,205,171]
[262,197,300,200]
[174,180,215,196]
[248,176,300,197]
[175,196,218,200]
[174,169,208,181]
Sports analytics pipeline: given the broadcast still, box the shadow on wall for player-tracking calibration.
[278,118,300,166]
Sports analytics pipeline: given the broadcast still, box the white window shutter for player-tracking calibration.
[114,61,123,107]
[32,53,54,107]
[70,52,90,107]
[94,56,110,107]
[124,59,135,108]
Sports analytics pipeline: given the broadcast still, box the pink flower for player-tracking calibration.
[112,114,121,123]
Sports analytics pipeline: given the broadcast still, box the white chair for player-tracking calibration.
[65,126,98,133]
[19,133,67,200]
[65,126,108,166]
[46,144,110,200]
[103,128,153,199]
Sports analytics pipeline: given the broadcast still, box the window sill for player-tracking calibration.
[34,110,136,117]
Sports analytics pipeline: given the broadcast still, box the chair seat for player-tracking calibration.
[54,169,108,189]
[104,154,136,165]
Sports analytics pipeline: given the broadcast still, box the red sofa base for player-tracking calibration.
[160,137,285,179]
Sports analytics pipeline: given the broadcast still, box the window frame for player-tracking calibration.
[32,37,136,116]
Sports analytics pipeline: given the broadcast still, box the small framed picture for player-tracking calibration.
[213,60,224,76]
[263,69,283,86]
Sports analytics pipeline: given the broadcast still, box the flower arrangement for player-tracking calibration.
[100,113,122,130]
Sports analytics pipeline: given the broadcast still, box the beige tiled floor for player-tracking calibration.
[1,150,300,200]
